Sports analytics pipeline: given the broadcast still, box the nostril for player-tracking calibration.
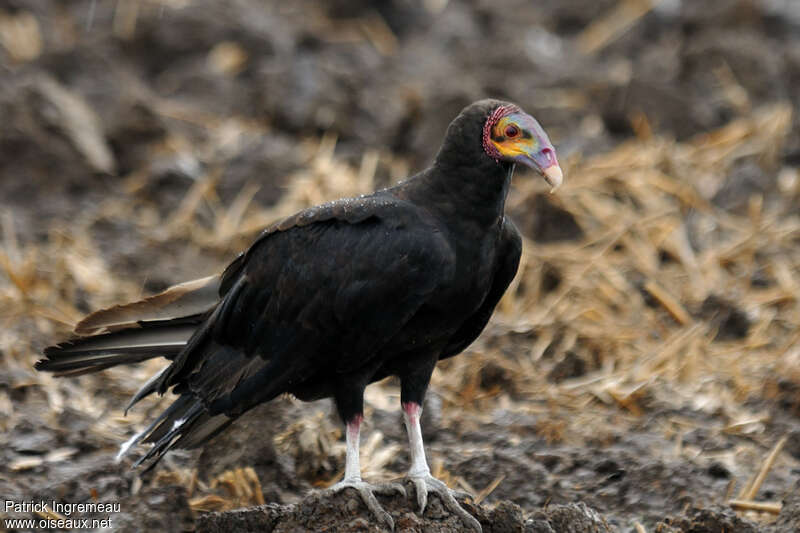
[540,147,557,166]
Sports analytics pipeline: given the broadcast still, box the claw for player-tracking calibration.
[407,474,482,532]
[412,476,428,513]
[375,481,407,498]
[324,479,398,531]
[452,489,474,500]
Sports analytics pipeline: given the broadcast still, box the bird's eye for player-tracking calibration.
[504,125,520,138]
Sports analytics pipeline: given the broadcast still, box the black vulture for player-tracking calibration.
[36,99,562,531]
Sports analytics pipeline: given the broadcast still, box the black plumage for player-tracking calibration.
[36,99,561,531]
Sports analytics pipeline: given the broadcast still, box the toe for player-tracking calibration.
[451,489,473,501]
[357,487,394,531]
[322,480,397,531]
[375,482,407,498]
[406,475,482,532]
[439,491,481,532]
[412,477,428,514]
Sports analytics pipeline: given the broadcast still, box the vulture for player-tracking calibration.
[36,99,562,531]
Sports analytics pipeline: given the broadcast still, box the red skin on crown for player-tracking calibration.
[482,104,521,161]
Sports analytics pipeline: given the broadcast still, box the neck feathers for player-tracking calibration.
[402,99,517,229]
[402,162,513,231]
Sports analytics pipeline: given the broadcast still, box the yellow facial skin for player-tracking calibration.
[486,110,563,191]
[490,115,539,160]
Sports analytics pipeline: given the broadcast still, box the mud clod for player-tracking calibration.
[196,489,602,533]
[526,503,613,533]
[654,505,761,533]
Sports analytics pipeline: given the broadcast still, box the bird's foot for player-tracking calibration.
[407,474,481,532]
[324,478,406,531]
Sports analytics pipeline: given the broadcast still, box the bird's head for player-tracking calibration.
[434,99,563,192]
[481,102,563,192]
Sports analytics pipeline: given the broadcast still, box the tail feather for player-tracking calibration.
[52,363,117,378]
[36,323,197,375]
[36,352,158,374]
[75,275,219,335]
[130,401,233,472]
[172,413,233,450]
[116,394,194,464]
[45,324,197,356]
[38,272,247,473]
[139,394,201,448]
[132,399,212,472]
[124,364,170,414]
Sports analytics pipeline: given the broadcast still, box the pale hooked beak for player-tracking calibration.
[542,164,563,193]
[517,146,563,193]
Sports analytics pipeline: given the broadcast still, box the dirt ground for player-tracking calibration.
[1,1,800,532]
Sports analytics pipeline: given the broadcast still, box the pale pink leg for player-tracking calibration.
[325,414,404,530]
[402,401,481,532]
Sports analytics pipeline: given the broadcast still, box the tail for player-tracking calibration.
[36,273,259,471]
[35,275,220,398]
[116,393,233,472]
[35,322,197,376]
[119,340,286,471]
[73,275,220,335]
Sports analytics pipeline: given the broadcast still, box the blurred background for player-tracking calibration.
[1,1,799,531]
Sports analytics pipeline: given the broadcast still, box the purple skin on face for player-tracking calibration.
[483,106,563,192]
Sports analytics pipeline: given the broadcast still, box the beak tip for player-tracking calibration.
[544,165,563,193]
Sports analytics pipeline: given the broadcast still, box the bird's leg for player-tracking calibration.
[324,414,405,530]
[403,402,430,479]
[343,414,363,481]
[402,401,482,532]
[400,359,480,530]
